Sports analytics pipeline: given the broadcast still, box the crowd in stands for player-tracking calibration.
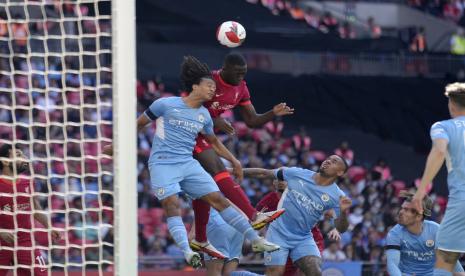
[134,79,451,273]
[0,2,114,271]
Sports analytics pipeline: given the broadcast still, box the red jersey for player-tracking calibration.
[0,177,34,245]
[204,70,252,118]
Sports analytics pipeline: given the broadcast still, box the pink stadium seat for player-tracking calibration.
[149,208,164,226]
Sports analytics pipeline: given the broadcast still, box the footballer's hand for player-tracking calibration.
[51,230,62,243]
[411,191,425,215]
[213,117,235,135]
[0,232,14,244]
[103,145,113,156]
[273,103,294,116]
[231,159,243,183]
[339,196,352,212]
[328,228,341,241]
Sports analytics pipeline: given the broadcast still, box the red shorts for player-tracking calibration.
[284,227,325,276]
[193,133,213,154]
[0,248,47,276]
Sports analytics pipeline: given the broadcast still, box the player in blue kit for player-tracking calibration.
[105,56,279,268]
[386,191,464,276]
[238,155,352,276]
[413,83,465,276]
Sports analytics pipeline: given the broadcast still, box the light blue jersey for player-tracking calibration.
[264,167,345,266]
[145,97,219,201]
[145,97,214,165]
[431,116,465,252]
[386,220,439,276]
[270,167,345,239]
[204,208,244,261]
[430,116,465,202]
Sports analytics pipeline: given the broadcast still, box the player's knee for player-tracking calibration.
[437,249,460,265]
[202,192,230,211]
[160,196,180,216]
[297,256,322,276]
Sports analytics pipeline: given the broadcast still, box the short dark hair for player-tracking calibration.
[180,56,211,92]
[335,155,349,173]
[445,82,465,109]
[224,53,246,67]
[0,143,12,171]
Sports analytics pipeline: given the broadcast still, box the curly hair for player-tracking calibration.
[0,143,12,171]
[180,56,211,92]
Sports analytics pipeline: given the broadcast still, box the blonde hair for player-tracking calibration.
[445,83,465,109]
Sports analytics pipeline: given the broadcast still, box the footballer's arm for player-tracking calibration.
[238,103,294,128]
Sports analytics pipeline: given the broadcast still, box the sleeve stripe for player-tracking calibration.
[385,245,400,250]
[238,100,252,106]
[277,169,284,181]
[145,109,157,120]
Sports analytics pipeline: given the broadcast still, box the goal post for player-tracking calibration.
[111,0,138,274]
[0,0,137,275]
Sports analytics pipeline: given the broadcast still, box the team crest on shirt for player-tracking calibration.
[321,193,330,202]
[265,255,272,263]
[426,240,435,247]
[157,188,165,197]
[198,114,205,123]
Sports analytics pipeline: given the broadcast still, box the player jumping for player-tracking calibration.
[191,53,294,257]
[412,83,465,276]
[106,56,279,268]
[236,155,352,276]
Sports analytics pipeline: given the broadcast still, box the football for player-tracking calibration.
[217,21,246,48]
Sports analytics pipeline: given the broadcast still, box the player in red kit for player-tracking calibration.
[190,53,294,258]
[0,144,61,276]
[249,169,341,276]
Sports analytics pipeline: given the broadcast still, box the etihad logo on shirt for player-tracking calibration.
[289,189,324,212]
[168,119,203,133]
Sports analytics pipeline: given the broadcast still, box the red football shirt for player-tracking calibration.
[0,177,34,245]
[204,70,252,118]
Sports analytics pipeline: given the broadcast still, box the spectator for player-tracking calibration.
[322,241,347,262]
[319,12,339,34]
[334,141,354,166]
[409,27,427,53]
[339,21,356,39]
[366,17,382,39]
[451,28,465,55]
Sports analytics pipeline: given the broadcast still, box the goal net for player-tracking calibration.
[0,0,136,275]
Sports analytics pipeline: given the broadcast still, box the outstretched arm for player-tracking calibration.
[103,114,152,156]
[242,168,277,180]
[238,103,293,128]
[412,138,448,213]
[204,134,243,182]
[334,196,351,233]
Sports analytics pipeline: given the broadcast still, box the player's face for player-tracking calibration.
[4,149,29,174]
[222,64,247,86]
[274,180,287,192]
[398,201,421,226]
[318,155,345,178]
[194,78,216,101]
